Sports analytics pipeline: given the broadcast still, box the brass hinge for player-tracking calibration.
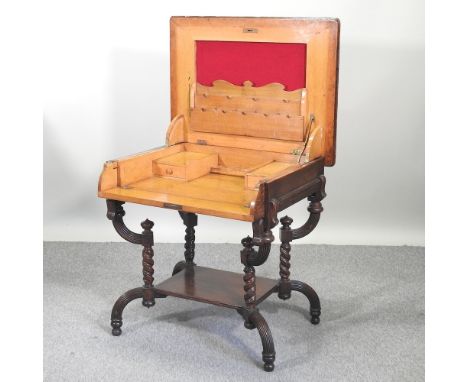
[291,148,302,155]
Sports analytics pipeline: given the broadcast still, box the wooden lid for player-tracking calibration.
[170,17,340,166]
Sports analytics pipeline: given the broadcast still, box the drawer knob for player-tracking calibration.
[166,168,173,175]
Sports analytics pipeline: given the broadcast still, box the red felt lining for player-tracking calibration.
[196,41,306,91]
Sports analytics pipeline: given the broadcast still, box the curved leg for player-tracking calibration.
[111,287,144,336]
[290,280,321,324]
[248,310,276,372]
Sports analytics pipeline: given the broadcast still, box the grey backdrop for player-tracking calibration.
[43,0,424,245]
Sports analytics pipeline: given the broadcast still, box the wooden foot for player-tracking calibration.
[248,310,276,372]
[290,280,321,324]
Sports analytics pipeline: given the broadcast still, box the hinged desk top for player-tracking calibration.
[98,17,339,222]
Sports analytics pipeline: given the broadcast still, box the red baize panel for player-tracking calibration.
[196,41,306,91]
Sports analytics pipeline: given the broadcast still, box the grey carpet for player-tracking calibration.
[44,242,424,382]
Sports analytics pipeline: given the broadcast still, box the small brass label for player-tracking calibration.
[163,203,182,210]
[243,28,258,33]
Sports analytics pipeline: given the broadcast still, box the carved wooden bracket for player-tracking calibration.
[241,219,276,267]
[106,199,153,247]
[279,175,326,243]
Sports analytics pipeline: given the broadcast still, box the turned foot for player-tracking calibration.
[244,320,256,330]
[142,299,155,308]
[111,319,122,336]
[290,280,321,325]
[263,356,275,372]
[311,312,321,325]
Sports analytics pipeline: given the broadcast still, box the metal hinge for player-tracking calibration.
[291,148,302,155]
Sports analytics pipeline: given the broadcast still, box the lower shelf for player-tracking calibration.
[154,265,279,309]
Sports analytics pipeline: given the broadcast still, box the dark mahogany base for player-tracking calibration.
[110,264,320,371]
[105,179,326,372]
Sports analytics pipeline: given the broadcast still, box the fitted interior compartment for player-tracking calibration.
[244,161,299,190]
[153,151,218,181]
[100,143,305,221]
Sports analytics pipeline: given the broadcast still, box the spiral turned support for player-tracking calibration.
[172,212,197,275]
[241,237,257,311]
[141,219,156,307]
[278,216,293,300]
[240,220,275,330]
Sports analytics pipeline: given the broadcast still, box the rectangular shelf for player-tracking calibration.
[154,265,279,309]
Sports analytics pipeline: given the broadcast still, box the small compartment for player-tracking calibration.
[153,151,218,181]
[245,161,299,190]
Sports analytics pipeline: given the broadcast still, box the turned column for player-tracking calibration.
[179,212,197,265]
[278,216,293,300]
[241,236,256,310]
[141,219,155,307]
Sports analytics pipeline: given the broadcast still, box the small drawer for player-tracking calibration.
[153,151,218,181]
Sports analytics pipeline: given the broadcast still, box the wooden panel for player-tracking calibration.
[196,80,303,101]
[166,114,186,145]
[183,143,299,166]
[266,157,324,210]
[170,17,339,166]
[195,93,301,115]
[245,161,299,190]
[154,266,278,309]
[190,109,304,141]
[98,161,118,192]
[191,80,305,141]
[98,186,254,221]
[117,144,184,186]
[186,132,305,156]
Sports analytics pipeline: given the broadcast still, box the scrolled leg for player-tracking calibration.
[290,280,321,324]
[110,287,144,336]
[276,176,325,324]
[248,310,276,372]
